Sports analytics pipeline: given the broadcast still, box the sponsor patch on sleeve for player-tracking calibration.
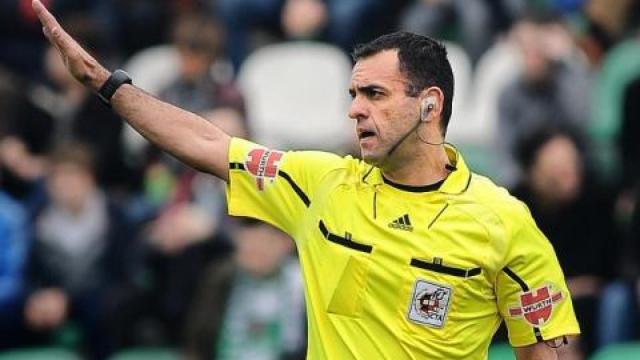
[244,148,284,191]
[508,284,564,326]
[407,279,452,328]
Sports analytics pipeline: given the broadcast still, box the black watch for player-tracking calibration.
[97,69,132,107]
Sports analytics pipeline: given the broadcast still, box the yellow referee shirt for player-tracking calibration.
[226,137,580,359]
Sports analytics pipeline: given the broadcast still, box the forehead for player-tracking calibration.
[351,50,406,86]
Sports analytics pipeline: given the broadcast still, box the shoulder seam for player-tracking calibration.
[450,199,510,282]
[309,157,354,200]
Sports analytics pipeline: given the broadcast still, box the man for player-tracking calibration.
[184,218,306,360]
[24,143,132,357]
[32,1,580,358]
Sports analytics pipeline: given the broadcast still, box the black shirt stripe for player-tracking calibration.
[318,220,372,253]
[229,162,310,207]
[410,258,482,278]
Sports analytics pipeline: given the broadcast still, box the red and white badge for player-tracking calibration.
[508,284,564,326]
[407,279,452,328]
[245,148,284,191]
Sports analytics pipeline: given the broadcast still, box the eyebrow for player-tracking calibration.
[348,84,386,96]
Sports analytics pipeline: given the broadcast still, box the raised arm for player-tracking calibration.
[32,0,231,181]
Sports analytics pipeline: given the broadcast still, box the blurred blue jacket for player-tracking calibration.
[0,191,29,307]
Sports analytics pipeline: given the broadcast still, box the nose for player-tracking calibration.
[348,96,369,121]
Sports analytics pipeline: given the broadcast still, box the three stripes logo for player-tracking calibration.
[389,214,413,232]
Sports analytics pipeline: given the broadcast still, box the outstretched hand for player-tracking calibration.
[32,0,110,91]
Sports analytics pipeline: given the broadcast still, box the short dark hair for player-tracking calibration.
[515,125,586,171]
[172,12,224,60]
[49,142,96,175]
[352,32,455,134]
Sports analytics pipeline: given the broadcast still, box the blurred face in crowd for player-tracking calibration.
[177,46,213,82]
[233,222,293,277]
[47,161,96,214]
[172,14,222,82]
[514,22,552,83]
[529,135,582,206]
[348,50,425,168]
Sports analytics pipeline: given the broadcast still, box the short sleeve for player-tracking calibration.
[226,137,345,236]
[495,202,581,347]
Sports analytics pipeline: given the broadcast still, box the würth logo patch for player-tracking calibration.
[508,285,564,326]
[407,279,452,328]
[245,149,284,191]
[389,214,413,232]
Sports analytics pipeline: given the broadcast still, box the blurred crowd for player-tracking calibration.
[1,0,640,359]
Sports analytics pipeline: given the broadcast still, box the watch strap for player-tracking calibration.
[97,69,132,107]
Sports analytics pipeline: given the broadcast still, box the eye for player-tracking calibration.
[364,88,384,99]
[348,89,356,99]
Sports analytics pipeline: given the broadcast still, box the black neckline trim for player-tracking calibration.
[382,176,445,193]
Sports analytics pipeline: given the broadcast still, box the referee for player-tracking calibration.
[32,1,579,359]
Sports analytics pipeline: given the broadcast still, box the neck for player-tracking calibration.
[381,143,450,186]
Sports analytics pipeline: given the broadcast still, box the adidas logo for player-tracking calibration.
[388,214,414,232]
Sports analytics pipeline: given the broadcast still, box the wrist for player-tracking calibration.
[96,69,132,107]
[82,56,112,92]
[91,69,112,92]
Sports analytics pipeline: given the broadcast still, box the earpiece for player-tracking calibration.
[388,96,442,156]
[421,97,436,121]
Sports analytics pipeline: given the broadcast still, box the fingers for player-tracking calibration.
[32,0,72,52]
[32,0,59,35]
[32,0,110,89]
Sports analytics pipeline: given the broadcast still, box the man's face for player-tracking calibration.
[47,162,95,213]
[233,223,292,277]
[349,50,421,167]
[530,135,582,205]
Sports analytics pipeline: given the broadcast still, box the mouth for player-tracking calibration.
[358,129,376,140]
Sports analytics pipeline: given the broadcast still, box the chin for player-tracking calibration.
[360,152,384,167]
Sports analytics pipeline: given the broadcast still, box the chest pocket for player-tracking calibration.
[317,219,373,318]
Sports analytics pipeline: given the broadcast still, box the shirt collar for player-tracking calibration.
[362,144,472,195]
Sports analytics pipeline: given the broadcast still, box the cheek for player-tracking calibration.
[378,104,417,136]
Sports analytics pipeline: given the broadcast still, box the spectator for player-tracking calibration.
[619,76,640,199]
[104,110,247,350]
[111,0,185,58]
[104,227,231,350]
[159,12,242,114]
[597,77,640,345]
[0,66,53,205]
[497,13,591,185]
[23,143,134,358]
[184,218,305,360]
[399,0,498,63]
[0,191,30,349]
[577,0,640,66]
[511,126,617,357]
[213,0,388,71]
[135,12,247,231]
[596,187,640,348]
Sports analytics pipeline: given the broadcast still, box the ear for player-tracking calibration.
[420,97,436,121]
[419,87,444,122]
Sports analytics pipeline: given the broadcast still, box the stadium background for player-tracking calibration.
[0,0,639,359]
